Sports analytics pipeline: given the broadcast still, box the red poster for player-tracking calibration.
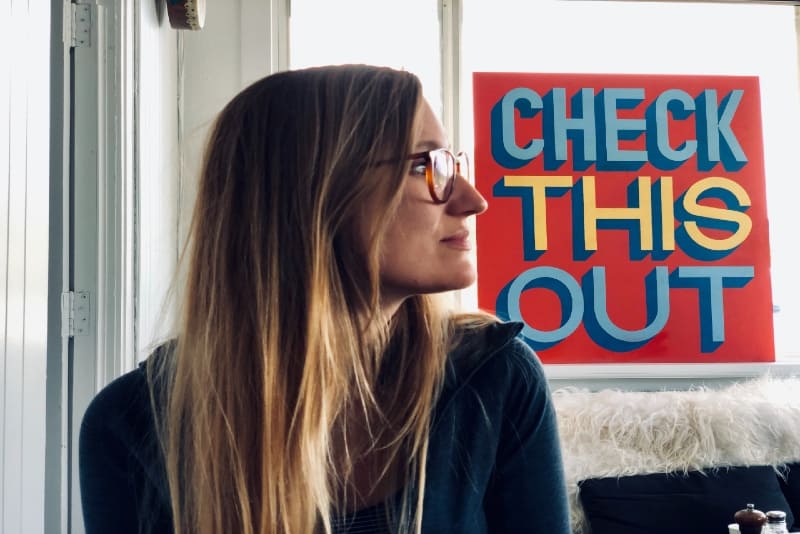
[473,72,774,364]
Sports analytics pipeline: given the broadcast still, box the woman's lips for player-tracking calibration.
[441,230,473,250]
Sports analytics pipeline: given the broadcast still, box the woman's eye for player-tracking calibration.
[410,160,427,176]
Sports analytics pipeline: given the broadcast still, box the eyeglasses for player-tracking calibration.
[404,149,470,204]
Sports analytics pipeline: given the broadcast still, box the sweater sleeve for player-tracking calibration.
[483,339,571,533]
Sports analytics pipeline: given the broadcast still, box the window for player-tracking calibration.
[287,0,800,363]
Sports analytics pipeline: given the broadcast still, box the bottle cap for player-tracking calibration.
[766,510,787,523]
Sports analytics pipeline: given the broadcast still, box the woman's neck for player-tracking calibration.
[330,408,405,512]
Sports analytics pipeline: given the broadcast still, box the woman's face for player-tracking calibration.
[378,100,488,314]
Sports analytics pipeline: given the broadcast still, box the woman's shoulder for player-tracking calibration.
[446,316,544,391]
[80,342,173,442]
[79,347,174,532]
[446,320,554,435]
[435,318,552,445]
[82,364,149,429]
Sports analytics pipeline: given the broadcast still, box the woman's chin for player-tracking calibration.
[444,269,478,292]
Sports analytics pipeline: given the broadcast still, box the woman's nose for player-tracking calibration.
[447,173,488,215]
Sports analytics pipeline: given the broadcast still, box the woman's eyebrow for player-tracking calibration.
[414,140,450,151]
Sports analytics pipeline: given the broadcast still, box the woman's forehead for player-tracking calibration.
[414,100,449,151]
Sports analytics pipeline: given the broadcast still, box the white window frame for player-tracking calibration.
[66,0,137,530]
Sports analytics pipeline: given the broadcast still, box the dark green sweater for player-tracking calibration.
[79,322,570,533]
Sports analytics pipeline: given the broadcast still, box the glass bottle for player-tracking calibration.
[763,511,789,534]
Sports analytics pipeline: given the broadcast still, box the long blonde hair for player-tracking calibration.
[148,66,453,534]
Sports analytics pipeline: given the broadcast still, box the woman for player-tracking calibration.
[79,65,570,534]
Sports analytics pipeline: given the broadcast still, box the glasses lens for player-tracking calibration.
[430,150,455,202]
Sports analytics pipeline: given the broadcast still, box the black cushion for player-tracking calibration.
[780,463,800,530]
[579,466,794,534]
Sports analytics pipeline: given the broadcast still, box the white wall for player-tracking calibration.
[179,0,243,249]
[0,2,51,533]
[178,0,272,250]
[134,0,273,357]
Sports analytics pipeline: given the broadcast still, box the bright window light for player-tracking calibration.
[290,0,443,115]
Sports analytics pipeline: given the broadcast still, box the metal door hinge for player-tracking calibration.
[61,291,91,337]
[64,3,91,48]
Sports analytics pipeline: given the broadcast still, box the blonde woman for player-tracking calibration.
[79,65,570,534]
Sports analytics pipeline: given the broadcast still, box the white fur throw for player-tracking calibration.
[551,377,800,534]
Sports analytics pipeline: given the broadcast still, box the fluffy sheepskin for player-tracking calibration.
[551,377,800,533]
